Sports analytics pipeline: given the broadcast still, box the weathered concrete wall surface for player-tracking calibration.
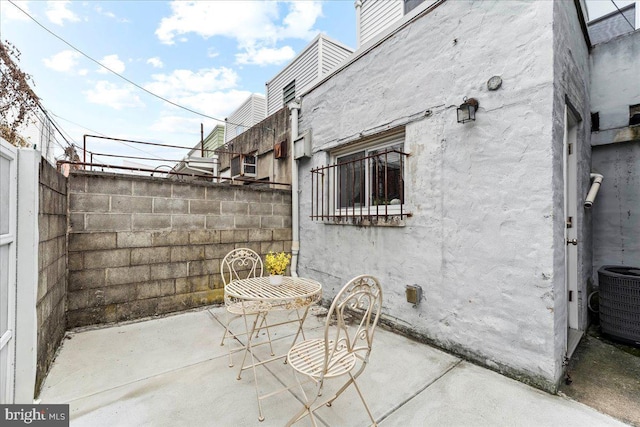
[591,30,640,132]
[37,161,67,392]
[591,142,640,270]
[297,1,564,390]
[590,30,640,274]
[218,107,291,185]
[550,0,592,381]
[67,172,291,328]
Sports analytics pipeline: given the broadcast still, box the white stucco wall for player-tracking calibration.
[296,0,582,390]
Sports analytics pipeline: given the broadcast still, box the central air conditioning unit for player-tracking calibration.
[231,154,257,178]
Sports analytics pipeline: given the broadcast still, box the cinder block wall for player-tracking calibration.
[37,161,67,392]
[67,172,291,328]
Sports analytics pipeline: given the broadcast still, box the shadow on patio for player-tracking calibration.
[38,306,628,426]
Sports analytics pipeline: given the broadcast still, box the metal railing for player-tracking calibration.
[57,134,290,187]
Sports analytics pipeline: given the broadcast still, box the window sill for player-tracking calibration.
[320,214,410,227]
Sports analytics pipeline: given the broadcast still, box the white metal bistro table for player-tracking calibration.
[224,276,322,421]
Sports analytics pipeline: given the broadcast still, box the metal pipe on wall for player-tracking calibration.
[288,100,301,277]
[584,173,604,208]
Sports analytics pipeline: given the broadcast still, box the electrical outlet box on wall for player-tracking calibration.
[294,131,312,159]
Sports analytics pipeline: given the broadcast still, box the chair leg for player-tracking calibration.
[220,310,238,368]
[325,376,353,406]
[349,373,377,426]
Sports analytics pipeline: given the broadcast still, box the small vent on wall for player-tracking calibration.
[274,140,287,159]
[630,104,640,126]
[591,112,600,132]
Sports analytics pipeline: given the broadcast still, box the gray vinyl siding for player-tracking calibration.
[360,0,404,46]
[226,94,266,142]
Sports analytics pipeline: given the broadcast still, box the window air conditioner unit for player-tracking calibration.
[231,154,257,178]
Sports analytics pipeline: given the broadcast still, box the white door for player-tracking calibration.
[563,106,581,357]
[0,140,17,403]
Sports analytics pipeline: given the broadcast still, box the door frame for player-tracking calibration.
[0,140,18,403]
[563,100,582,357]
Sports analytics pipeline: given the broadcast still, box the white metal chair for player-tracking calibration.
[219,248,273,366]
[286,274,383,426]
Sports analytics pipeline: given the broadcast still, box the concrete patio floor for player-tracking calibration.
[38,306,630,426]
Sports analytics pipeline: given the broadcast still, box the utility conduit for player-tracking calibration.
[584,173,604,208]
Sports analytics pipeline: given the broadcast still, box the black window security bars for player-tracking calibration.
[311,147,410,222]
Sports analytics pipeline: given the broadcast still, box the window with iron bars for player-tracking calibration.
[310,131,410,223]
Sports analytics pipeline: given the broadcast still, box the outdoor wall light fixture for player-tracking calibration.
[456,97,479,124]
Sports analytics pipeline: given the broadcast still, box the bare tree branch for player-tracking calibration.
[0,39,40,147]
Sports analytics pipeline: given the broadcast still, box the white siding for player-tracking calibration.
[266,42,320,116]
[226,94,266,143]
[320,38,353,76]
[266,35,354,116]
[360,0,404,46]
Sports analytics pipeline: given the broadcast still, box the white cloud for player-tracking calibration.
[46,1,80,26]
[43,50,81,73]
[149,115,210,134]
[278,1,323,40]
[144,67,239,99]
[84,81,144,110]
[94,5,130,23]
[236,45,295,66]
[155,1,322,65]
[178,89,253,116]
[150,89,251,132]
[1,1,31,21]
[147,57,164,68]
[155,1,278,46]
[97,54,125,74]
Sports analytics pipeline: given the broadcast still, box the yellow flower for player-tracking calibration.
[265,251,291,275]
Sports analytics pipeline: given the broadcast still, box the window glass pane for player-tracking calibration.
[369,143,403,206]
[0,156,9,235]
[337,151,365,209]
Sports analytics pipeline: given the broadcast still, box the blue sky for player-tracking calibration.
[0,0,634,168]
[0,0,356,167]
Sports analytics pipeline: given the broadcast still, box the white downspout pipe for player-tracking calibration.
[288,100,301,277]
[355,0,363,49]
[584,173,604,209]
